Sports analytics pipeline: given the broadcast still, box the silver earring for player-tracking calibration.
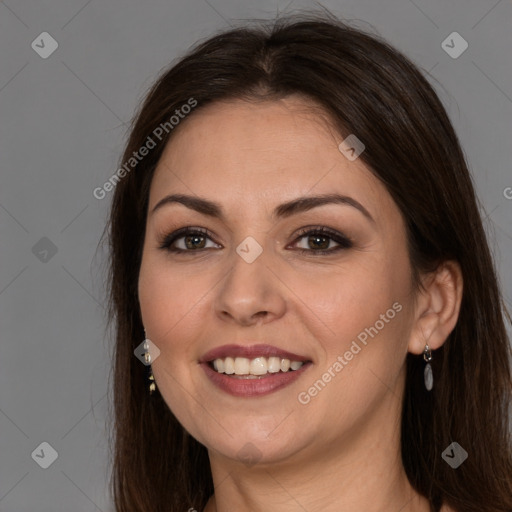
[143,329,156,395]
[423,344,433,391]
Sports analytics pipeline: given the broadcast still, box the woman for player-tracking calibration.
[103,12,512,512]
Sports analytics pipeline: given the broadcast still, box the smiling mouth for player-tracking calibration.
[209,356,309,378]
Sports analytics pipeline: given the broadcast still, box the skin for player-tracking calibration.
[138,97,463,512]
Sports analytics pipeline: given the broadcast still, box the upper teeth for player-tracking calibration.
[212,357,304,376]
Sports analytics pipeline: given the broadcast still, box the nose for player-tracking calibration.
[214,247,287,327]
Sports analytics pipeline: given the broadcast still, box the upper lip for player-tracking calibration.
[199,344,311,363]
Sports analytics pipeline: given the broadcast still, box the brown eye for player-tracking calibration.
[183,233,207,250]
[291,227,353,255]
[158,227,220,252]
[305,234,331,250]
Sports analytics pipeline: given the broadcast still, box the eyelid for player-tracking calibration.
[291,225,352,243]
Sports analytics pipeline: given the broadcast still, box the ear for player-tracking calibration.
[407,260,463,355]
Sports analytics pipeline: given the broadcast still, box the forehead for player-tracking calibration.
[148,97,397,225]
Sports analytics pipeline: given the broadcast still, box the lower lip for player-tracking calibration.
[200,362,312,397]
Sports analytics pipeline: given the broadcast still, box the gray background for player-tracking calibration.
[1,0,511,510]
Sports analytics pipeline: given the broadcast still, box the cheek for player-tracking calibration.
[139,252,192,326]
[138,254,217,368]
[137,257,210,427]
[314,256,405,334]
[306,245,412,385]
[299,298,409,429]
[318,286,406,377]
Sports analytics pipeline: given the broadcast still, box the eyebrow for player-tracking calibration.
[151,193,375,224]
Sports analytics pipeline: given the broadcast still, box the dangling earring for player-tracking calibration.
[143,329,156,395]
[423,344,433,391]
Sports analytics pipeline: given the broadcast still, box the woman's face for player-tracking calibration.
[138,97,418,466]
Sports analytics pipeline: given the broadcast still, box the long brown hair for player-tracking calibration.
[101,12,512,512]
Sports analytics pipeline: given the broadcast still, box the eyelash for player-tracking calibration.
[158,226,353,256]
